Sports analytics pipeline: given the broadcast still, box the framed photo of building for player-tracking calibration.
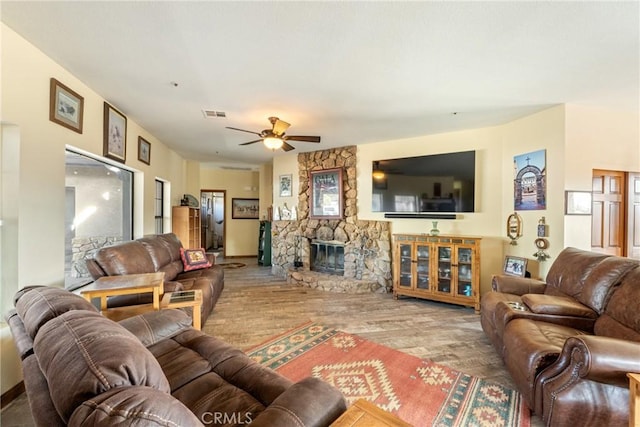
[232,198,259,219]
[49,78,84,133]
[309,167,343,219]
[514,149,546,210]
[103,102,127,163]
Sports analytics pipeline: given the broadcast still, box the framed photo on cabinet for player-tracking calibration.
[503,255,527,277]
[103,102,127,163]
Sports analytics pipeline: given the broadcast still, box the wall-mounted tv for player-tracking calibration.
[372,150,475,213]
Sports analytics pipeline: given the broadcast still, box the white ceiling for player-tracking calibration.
[2,1,638,168]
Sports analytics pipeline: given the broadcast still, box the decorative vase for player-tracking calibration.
[430,221,440,236]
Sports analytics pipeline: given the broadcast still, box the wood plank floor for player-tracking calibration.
[1,257,542,426]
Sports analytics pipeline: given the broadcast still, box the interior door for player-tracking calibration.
[591,170,626,256]
[626,172,640,259]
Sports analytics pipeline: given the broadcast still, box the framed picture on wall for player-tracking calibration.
[279,174,292,197]
[565,190,592,215]
[232,198,259,219]
[309,167,343,219]
[138,136,151,165]
[103,102,127,163]
[49,78,84,133]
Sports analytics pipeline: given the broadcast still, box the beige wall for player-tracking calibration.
[1,24,190,394]
[199,168,260,256]
[272,104,639,290]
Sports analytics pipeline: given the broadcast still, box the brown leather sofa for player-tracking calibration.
[6,286,347,426]
[85,233,223,322]
[481,247,640,426]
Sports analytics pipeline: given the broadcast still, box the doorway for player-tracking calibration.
[201,190,226,254]
[591,169,640,258]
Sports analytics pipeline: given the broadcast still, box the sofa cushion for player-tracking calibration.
[94,241,156,276]
[544,247,610,298]
[180,248,212,271]
[577,256,638,313]
[139,235,176,272]
[594,266,640,341]
[503,318,589,407]
[15,287,98,339]
[521,294,597,319]
[34,310,170,422]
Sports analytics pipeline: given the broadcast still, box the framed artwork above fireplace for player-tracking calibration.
[309,167,343,219]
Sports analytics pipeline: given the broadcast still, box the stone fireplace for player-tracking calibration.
[271,146,392,293]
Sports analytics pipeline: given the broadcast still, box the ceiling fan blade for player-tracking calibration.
[272,119,291,136]
[226,126,262,136]
[284,135,321,143]
[282,141,296,152]
[239,139,263,146]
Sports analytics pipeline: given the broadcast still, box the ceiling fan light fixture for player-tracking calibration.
[263,136,283,150]
[372,161,385,180]
[372,170,386,180]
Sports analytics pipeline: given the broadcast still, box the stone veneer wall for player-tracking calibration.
[71,236,122,277]
[271,145,392,292]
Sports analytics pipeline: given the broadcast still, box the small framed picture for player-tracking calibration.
[103,102,127,163]
[279,174,292,197]
[49,78,84,133]
[503,255,527,277]
[138,136,151,165]
[565,191,592,215]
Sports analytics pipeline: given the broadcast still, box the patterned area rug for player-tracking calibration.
[216,262,246,269]
[247,322,530,427]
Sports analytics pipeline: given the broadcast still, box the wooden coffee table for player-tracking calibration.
[161,289,203,330]
[80,272,164,320]
[331,399,411,427]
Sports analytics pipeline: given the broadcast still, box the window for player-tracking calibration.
[155,179,164,234]
[65,150,133,289]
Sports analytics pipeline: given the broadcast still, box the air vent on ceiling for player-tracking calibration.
[202,110,226,118]
[220,166,253,171]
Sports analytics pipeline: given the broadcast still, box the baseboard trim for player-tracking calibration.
[1,381,25,409]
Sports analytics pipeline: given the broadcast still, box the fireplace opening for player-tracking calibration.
[310,239,345,275]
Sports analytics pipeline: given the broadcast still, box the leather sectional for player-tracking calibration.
[6,286,347,426]
[85,233,223,322]
[481,247,640,426]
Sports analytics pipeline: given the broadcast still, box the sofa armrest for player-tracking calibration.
[250,377,347,427]
[70,386,201,426]
[560,335,640,386]
[534,335,640,416]
[491,274,546,295]
[118,309,193,347]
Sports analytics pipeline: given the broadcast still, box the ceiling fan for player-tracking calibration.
[226,117,321,152]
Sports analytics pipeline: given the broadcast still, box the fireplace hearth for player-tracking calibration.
[310,240,345,275]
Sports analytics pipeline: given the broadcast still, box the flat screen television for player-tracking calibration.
[372,150,475,213]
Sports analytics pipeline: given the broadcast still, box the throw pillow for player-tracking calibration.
[180,248,212,271]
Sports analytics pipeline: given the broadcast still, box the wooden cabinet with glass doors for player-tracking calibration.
[393,234,481,312]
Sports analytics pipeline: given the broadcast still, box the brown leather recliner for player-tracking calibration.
[480,247,640,426]
[85,233,223,322]
[6,286,347,426]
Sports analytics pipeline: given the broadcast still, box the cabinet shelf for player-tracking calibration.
[393,234,481,313]
[257,221,272,266]
[172,206,201,249]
